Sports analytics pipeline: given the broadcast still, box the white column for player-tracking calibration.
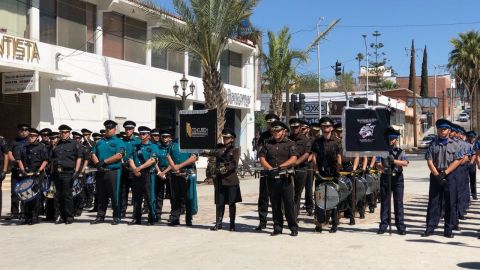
[29,1,40,40]
[184,50,189,76]
[146,24,153,66]
[95,11,104,55]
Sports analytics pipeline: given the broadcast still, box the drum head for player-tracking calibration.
[15,178,39,202]
[337,176,353,202]
[86,175,96,185]
[72,178,82,197]
[315,183,340,210]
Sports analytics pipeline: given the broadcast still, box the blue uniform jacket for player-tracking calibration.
[91,136,126,170]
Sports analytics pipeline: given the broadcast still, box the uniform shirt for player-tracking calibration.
[289,134,312,166]
[425,137,463,170]
[0,136,7,164]
[168,139,196,167]
[14,141,48,172]
[130,141,159,172]
[122,136,141,162]
[91,135,125,170]
[311,135,340,177]
[377,146,407,174]
[51,139,82,170]
[157,142,172,168]
[9,137,28,168]
[82,139,96,164]
[259,137,298,167]
[214,144,240,186]
[256,130,272,150]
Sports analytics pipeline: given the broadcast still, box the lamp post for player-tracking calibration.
[317,17,325,118]
[362,34,369,103]
[173,74,195,110]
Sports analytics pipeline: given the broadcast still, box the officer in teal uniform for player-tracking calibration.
[90,120,126,225]
[121,120,140,218]
[167,138,198,226]
[128,126,160,225]
[154,129,173,222]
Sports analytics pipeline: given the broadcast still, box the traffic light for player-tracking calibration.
[299,93,305,111]
[335,61,342,77]
[290,93,297,112]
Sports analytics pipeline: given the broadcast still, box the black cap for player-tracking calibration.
[319,117,334,126]
[118,131,126,138]
[289,118,302,127]
[138,126,151,133]
[81,128,92,135]
[103,120,117,129]
[221,128,236,138]
[39,128,52,135]
[28,128,39,136]
[151,128,160,136]
[133,132,139,137]
[100,129,106,134]
[435,119,451,129]
[160,129,173,136]
[123,120,136,129]
[49,132,59,138]
[466,131,477,137]
[92,133,102,139]
[310,122,320,131]
[265,113,280,123]
[385,126,401,139]
[17,123,30,130]
[72,131,82,137]
[334,123,342,131]
[300,119,309,128]
[271,121,289,132]
[58,124,72,132]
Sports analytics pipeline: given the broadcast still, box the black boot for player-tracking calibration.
[210,204,225,231]
[229,204,236,231]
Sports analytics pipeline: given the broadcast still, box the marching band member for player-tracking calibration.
[154,129,173,222]
[466,131,477,200]
[121,121,140,218]
[0,133,7,218]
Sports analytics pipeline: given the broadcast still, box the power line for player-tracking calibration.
[319,21,480,29]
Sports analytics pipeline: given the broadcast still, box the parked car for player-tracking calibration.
[458,113,468,122]
[419,136,434,149]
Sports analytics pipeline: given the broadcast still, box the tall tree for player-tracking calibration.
[146,0,258,141]
[448,31,480,130]
[355,53,364,78]
[420,45,429,97]
[408,40,416,92]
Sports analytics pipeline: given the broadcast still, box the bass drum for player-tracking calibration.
[355,177,367,203]
[365,174,376,195]
[15,177,40,202]
[337,176,353,202]
[315,182,339,210]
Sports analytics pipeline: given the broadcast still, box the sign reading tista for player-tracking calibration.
[0,34,40,63]
[179,109,217,151]
[342,106,391,158]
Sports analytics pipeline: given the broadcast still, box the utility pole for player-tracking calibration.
[410,43,418,148]
[317,17,325,117]
[362,34,369,103]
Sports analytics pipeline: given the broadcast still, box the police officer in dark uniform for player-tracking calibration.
[71,131,86,216]
[303,121,321,215]
[167,136,198,226]
[121,120,140,218]
[14,128,49,225]
[259,121,299,236]
[81,128,96,209]
[0,133,8,218]
[90,120,126,225]
[44,131,59,221]
[51,125,82,224]
[7,124,30,220]
[255,113,279,231]
[376,127,408,235]
[210,128,242,231]
[466,131,477,200]
[154,129,173,222]
[288,118,312,218]
[128,126,160,225]
[423,119,463,238]
[311,117,342,233]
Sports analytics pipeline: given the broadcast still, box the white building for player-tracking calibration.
[0,0,259,158]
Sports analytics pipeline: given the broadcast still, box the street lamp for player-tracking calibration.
[173,74,195,110]
[317,17,325,118]
[362,34,369,103]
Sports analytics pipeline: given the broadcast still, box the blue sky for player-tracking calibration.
[157,0,480,79]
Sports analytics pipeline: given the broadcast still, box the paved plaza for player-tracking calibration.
[1,157,479,270]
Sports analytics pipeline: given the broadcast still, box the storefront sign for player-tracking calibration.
[0,34,40,63]
[303,101,328,115]
[179,109,217,151]
[2,71,39,94]
[226,88,251,107]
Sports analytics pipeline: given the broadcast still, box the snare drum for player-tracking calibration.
[72,177,83,197]
[365,174,375,195]
[315,176,353,210]
[355,177,367,203]
[15,177,40,202]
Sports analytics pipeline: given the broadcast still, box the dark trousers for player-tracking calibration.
[457,165,469,216]
[169,173,192,223]
[293,168,307,217]
[267,175,298,232]
[24,198,39,220]
[132,172,156,222]
[303,163,314,212]
[73,177,85,215]
[10,170,21,215]
[96,169,122,219]
[468,163,477,199]
[44,198,57,220]
[215,204,236,224]
[121,168,133,216]
[426,170,458,234]
[257,175,269,225]
[155,174,170,219]
[379,173,406,231]
[53,171,74,220]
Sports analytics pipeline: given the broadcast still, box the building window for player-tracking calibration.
[40,0,96,52]
[103,12,146,65]
[188,54,202,78]
[220,51,230,84]
[151,27,167,69]
[220,50,243,87]
[0,0,29,38]
[150,27,185,73]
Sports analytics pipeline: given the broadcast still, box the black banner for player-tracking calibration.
[179,109,217,151]
[343,106,390,157]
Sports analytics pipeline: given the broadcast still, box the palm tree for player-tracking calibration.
[144,0,258,141]
[355,52,364,81]
[448,31,480,130]
[263,20,340,117]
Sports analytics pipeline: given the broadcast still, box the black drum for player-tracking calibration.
[315,176,353,210]
[355,177,367,203]
[365,174,375,195]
